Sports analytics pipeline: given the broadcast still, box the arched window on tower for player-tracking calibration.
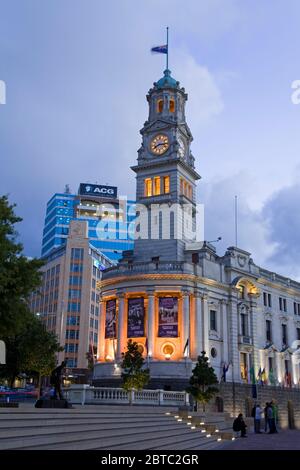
[169,99,175,113]
[157,99,163,113]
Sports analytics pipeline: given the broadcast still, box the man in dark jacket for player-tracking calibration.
[233,413,247,437]
[50,361,67,400]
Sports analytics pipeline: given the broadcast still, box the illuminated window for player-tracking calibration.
[184,180,188,196]
[163,176,170,194]
[169,99,175,112]
[157,99,163,113]
[188,185,192,200]
[180,178,184,194]
[144,178,152,197]
[154,176,161,195]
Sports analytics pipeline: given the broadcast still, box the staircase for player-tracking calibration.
[0,404,226,450]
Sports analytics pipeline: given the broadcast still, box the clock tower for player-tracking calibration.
[131,68,201,262]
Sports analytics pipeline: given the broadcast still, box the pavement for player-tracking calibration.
[221,428,300,450]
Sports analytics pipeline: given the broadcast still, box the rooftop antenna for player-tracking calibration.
[235,195,238,247]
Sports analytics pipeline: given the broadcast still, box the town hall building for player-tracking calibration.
[93,67,300,391]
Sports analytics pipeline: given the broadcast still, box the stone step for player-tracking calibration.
[106,430,216,451]
[0,422,204,450]
[0,419,188,440]
[0,415,175,430]
[147,434,219,451]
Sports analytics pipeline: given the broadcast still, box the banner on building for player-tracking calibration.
[105,299,117,338]
[158,297,178,337]
[127,298,145,338]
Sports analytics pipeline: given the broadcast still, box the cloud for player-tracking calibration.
[262,182,300,278]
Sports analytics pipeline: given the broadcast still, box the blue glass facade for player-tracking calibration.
[41,190,135,261]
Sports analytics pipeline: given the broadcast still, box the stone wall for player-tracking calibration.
[209,383,300,430]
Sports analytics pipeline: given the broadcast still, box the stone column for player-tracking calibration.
[228,290,240,382]
[276,352,283,385]
[249,296,260,374]
[221,299,229,364]
[182,292,190,358]
[147,292,155,358]
[97,299,106,361]
[202,292,210,358]
[117,293,125,360]
[194,292,203,358]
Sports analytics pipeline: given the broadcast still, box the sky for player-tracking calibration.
[0,0,300,278]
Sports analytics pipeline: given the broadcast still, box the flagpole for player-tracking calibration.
[166,26,169,70]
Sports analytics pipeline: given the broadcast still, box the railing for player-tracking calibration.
[102,261,185,279]
[64,385,189,407]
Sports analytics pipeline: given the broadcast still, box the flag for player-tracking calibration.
[183,338,189,355]
[257,367,262,381]
[221,362,229,382]
[250,366,256,385]
[269,368,276,386]
[151,45,168,54]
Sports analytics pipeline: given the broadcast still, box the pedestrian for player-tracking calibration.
[264,402,269,432]
[255,403,263,433]
[270,400,278,433]
[233,413,247,438]
[267,403,275,434]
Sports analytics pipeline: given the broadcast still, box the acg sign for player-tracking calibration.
[79,183,117,199]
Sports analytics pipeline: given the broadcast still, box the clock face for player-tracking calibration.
[178,137,185,158]
[150,134,169,155]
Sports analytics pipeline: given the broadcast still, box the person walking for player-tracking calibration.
[270,400,278,433]
[267,403,275,434]
[254,404,263,433]
[233,413,247,438]
[264,402,269,432]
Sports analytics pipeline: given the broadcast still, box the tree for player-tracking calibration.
[186,351,219,412]
[0,196,62,389]
[120,339,150,392]
[0,195,44,337]
[0,311,62,390]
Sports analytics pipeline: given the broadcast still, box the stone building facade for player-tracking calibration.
[93,68,300,394]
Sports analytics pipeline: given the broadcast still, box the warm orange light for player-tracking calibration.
[164,176,170,194]
[144,178,152,197]
[154,176,161,196]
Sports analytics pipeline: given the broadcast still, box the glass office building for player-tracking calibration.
[41,183,135,262]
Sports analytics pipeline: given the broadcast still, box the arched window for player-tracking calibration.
[157,99,163,113]
[169,99,175,112]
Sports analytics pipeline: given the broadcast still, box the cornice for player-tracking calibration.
[98,273,231,293]
[257,277,300,297]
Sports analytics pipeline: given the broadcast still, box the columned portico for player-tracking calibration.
[202,292,210,356]
[194,291,203,358]
[182,291,190,358]
[147,291,155,358]
[220,299,229,365]
[117,293,125,360]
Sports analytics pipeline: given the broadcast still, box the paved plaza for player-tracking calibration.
[222,428,300,450]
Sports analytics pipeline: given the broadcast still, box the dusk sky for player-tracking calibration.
[1,1,300,278]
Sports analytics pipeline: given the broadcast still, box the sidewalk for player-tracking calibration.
[221,428,300,450]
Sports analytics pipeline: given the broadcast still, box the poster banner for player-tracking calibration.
[105,299,116,338]
[158,297,178,337]
[127,298,145,337]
